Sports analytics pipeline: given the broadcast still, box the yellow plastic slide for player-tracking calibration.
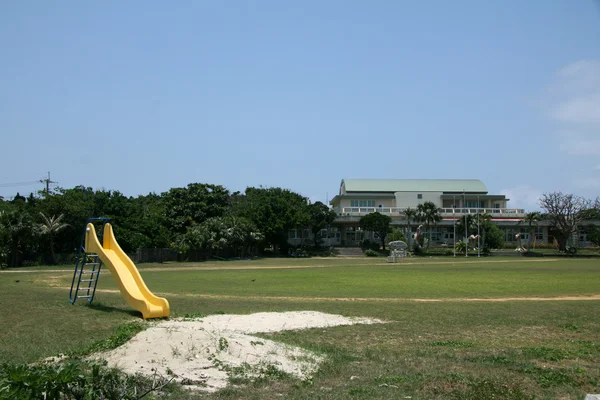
[85,223,170,319]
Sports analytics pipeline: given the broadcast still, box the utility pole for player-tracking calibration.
[464,190,468,257]
[453,195,456,257]
[40,171,57,195]
[477,195,480,258]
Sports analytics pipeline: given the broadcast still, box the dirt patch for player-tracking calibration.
[94,311,383,392]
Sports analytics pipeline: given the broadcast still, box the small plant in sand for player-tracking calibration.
[218,337,229,352]
[170,346,182,358]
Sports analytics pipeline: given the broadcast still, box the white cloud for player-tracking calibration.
[551,94,600,125]
[547,60,600,156]
[501,185,543,211]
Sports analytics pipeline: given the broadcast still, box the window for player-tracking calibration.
[494,203,500,209]
[350,200,376,207]
[465,200,484,208]
[534,227,544,240]
[417,194,423,199]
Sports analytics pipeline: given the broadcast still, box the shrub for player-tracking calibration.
[0,360,173,400]
[523,251,544,257]
[364,249,378,257]
[412,245,426,256]
[387,229,406,244]
[360,240,380,251]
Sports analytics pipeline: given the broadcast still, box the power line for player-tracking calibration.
[0,180,39,188]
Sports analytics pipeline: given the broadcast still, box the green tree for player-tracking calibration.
[36,213,69,265]
[178,215,263,258]
[163,183,231,234]
[233,187,309,253]
[586,225,600,247]
[456,214,476,238]
[403,207,417,250]
[387,228,406,245]
[416,202,442,249]
[519,211,541,251]
[484,223,505,251]
[0,204,36,267]
[359,212,392,250]
[308,202,337,247]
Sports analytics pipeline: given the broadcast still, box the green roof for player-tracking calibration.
[342,179,488,194]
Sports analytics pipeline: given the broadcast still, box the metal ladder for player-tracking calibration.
[69,218,110,305]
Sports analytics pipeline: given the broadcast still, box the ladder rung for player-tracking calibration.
[80,279,96,282]
[77,295,92,298]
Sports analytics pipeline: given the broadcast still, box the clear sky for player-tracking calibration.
[1,1,599,210]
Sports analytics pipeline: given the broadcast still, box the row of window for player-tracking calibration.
[350,200,376,207]
[349,198,503,208]
[289,229,341,239]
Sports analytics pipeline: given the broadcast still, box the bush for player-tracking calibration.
[360,240,380,251]
[387,229,406,244]
[534,243,558,250]
[412,245,426,256]
[365,249,378,257]
[523,251,544,257]
[0,359,173,400]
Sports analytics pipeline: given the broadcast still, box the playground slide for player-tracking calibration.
[85,223,170,319]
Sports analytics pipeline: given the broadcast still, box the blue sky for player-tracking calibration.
[1,1,599,210]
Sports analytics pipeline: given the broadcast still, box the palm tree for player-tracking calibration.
[37,213,68,265]
[403,207,417,250]
[519,211,541,251]
[479,211,492,251]
[1,208,35,267]
[416,202,442,249]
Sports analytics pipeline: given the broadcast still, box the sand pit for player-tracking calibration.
[95,311,383,392]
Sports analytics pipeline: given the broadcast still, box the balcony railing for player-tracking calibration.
[334,207,526,218]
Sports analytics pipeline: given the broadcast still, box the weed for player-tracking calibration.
[348,386,374,395]
[430,340,474,348]
[518,365,580,387]
[454,378,534,400]
[473,355,517,365]
[375,374,423,384]
[559,323,580,332]
[181,312,206,319]
[522,347,569,361]
[218,337,229,352]
[73,322,145,356]
[0,360,174,400]
[170,346,182,358]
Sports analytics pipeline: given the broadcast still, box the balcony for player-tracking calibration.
[333,207,526,219]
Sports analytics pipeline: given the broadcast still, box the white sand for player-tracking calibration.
[95,311,383,392]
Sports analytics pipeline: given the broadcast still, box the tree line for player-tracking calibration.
[0,184,336,267]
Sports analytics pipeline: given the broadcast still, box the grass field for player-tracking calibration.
[1,257,599,399]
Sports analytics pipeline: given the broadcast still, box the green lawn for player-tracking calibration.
[1,257,599,399]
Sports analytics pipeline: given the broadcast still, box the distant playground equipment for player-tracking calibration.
[69,218,170,319]
[387,240,408,263]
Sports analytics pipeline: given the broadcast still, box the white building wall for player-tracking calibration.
[394,191,443,208]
